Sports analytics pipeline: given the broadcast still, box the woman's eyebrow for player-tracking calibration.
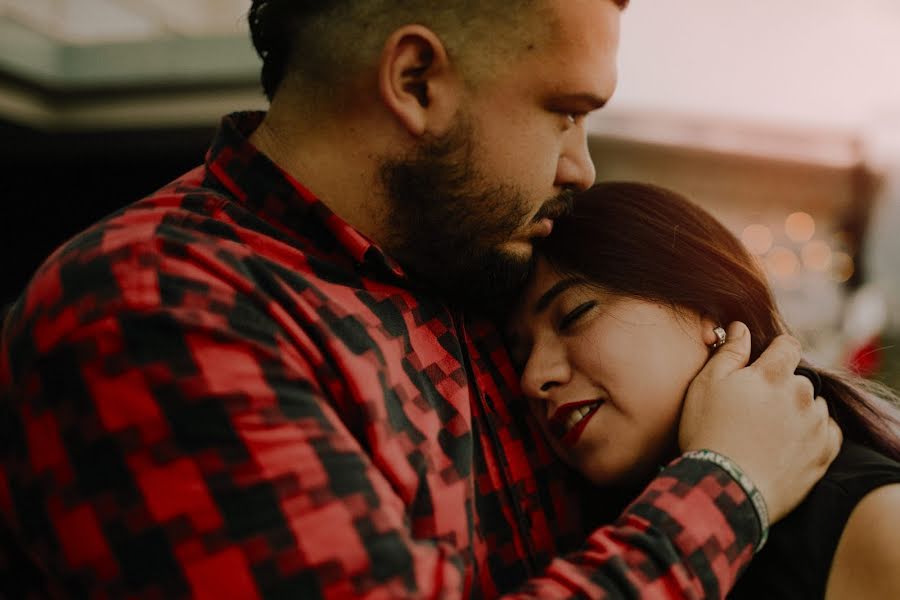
[534,277,586,314]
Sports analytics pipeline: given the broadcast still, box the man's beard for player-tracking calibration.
[380,114,574,313]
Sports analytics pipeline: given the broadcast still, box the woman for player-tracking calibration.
[507,182,900,599]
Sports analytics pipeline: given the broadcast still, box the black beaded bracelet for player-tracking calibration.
[682,449,770,553]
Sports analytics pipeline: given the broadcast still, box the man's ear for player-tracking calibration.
[378,25,462,137]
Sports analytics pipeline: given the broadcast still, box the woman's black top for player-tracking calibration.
[729,441,900,599]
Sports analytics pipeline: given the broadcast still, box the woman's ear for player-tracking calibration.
[377,25,462,137]
[699,313,723,348]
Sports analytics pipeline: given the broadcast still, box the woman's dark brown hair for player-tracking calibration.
[536,181,900,461]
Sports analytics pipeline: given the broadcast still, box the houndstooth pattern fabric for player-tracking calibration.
[0,112,759,599]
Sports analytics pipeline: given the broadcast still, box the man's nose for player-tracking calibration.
[555,129,596,192]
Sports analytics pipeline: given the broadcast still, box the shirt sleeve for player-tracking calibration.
[516,458,758,598]
[0,246,757,599]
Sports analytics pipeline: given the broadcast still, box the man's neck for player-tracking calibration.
[248,111,390,245]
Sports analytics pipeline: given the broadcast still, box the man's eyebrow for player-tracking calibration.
[534,277,586,314]
[555,92,609,110]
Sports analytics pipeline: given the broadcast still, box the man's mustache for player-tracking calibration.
[532,189,576,223]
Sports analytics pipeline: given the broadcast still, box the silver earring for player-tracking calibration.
[710,326,727,350]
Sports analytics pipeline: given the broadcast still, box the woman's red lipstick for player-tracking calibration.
[548,399,603,448]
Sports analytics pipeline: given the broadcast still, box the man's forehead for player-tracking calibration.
[545,0,622,48]
[535,0,621,89]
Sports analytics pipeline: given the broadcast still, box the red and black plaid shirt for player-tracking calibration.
[1,112,760,599]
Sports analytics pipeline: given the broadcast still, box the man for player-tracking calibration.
[0,0,839,597]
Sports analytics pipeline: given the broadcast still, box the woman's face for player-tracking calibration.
[508,258,719,486]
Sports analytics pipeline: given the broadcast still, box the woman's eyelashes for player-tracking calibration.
[558,301,597,331]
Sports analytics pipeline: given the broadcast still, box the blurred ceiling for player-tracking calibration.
[3,0,900,167]
[0,0,262,130]
[1,0,250,43]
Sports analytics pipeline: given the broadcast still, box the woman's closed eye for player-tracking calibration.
[558,301,597,331]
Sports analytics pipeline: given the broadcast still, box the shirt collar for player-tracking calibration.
[205,111,407,280]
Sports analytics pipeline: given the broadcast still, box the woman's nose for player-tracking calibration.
[520,347,571,403]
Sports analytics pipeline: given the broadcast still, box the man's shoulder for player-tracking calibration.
[6,167,260,343]
[8,163,378,354]
[45,164,230,258]
[37,168,235,280]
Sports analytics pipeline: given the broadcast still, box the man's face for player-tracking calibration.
[382,0,621,310]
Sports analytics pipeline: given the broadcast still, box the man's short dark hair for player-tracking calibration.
[248,0,629,102]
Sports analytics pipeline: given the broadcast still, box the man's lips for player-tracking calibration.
[548,399,604,448]
[532,218,554,238]
[528,193,573,239]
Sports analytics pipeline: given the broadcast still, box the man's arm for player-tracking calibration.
[1,271,835,599]
[3,302,474,597]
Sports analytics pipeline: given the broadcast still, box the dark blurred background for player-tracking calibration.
[2,121,214,303]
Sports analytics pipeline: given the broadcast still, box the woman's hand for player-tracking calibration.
[679,322,842,523]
